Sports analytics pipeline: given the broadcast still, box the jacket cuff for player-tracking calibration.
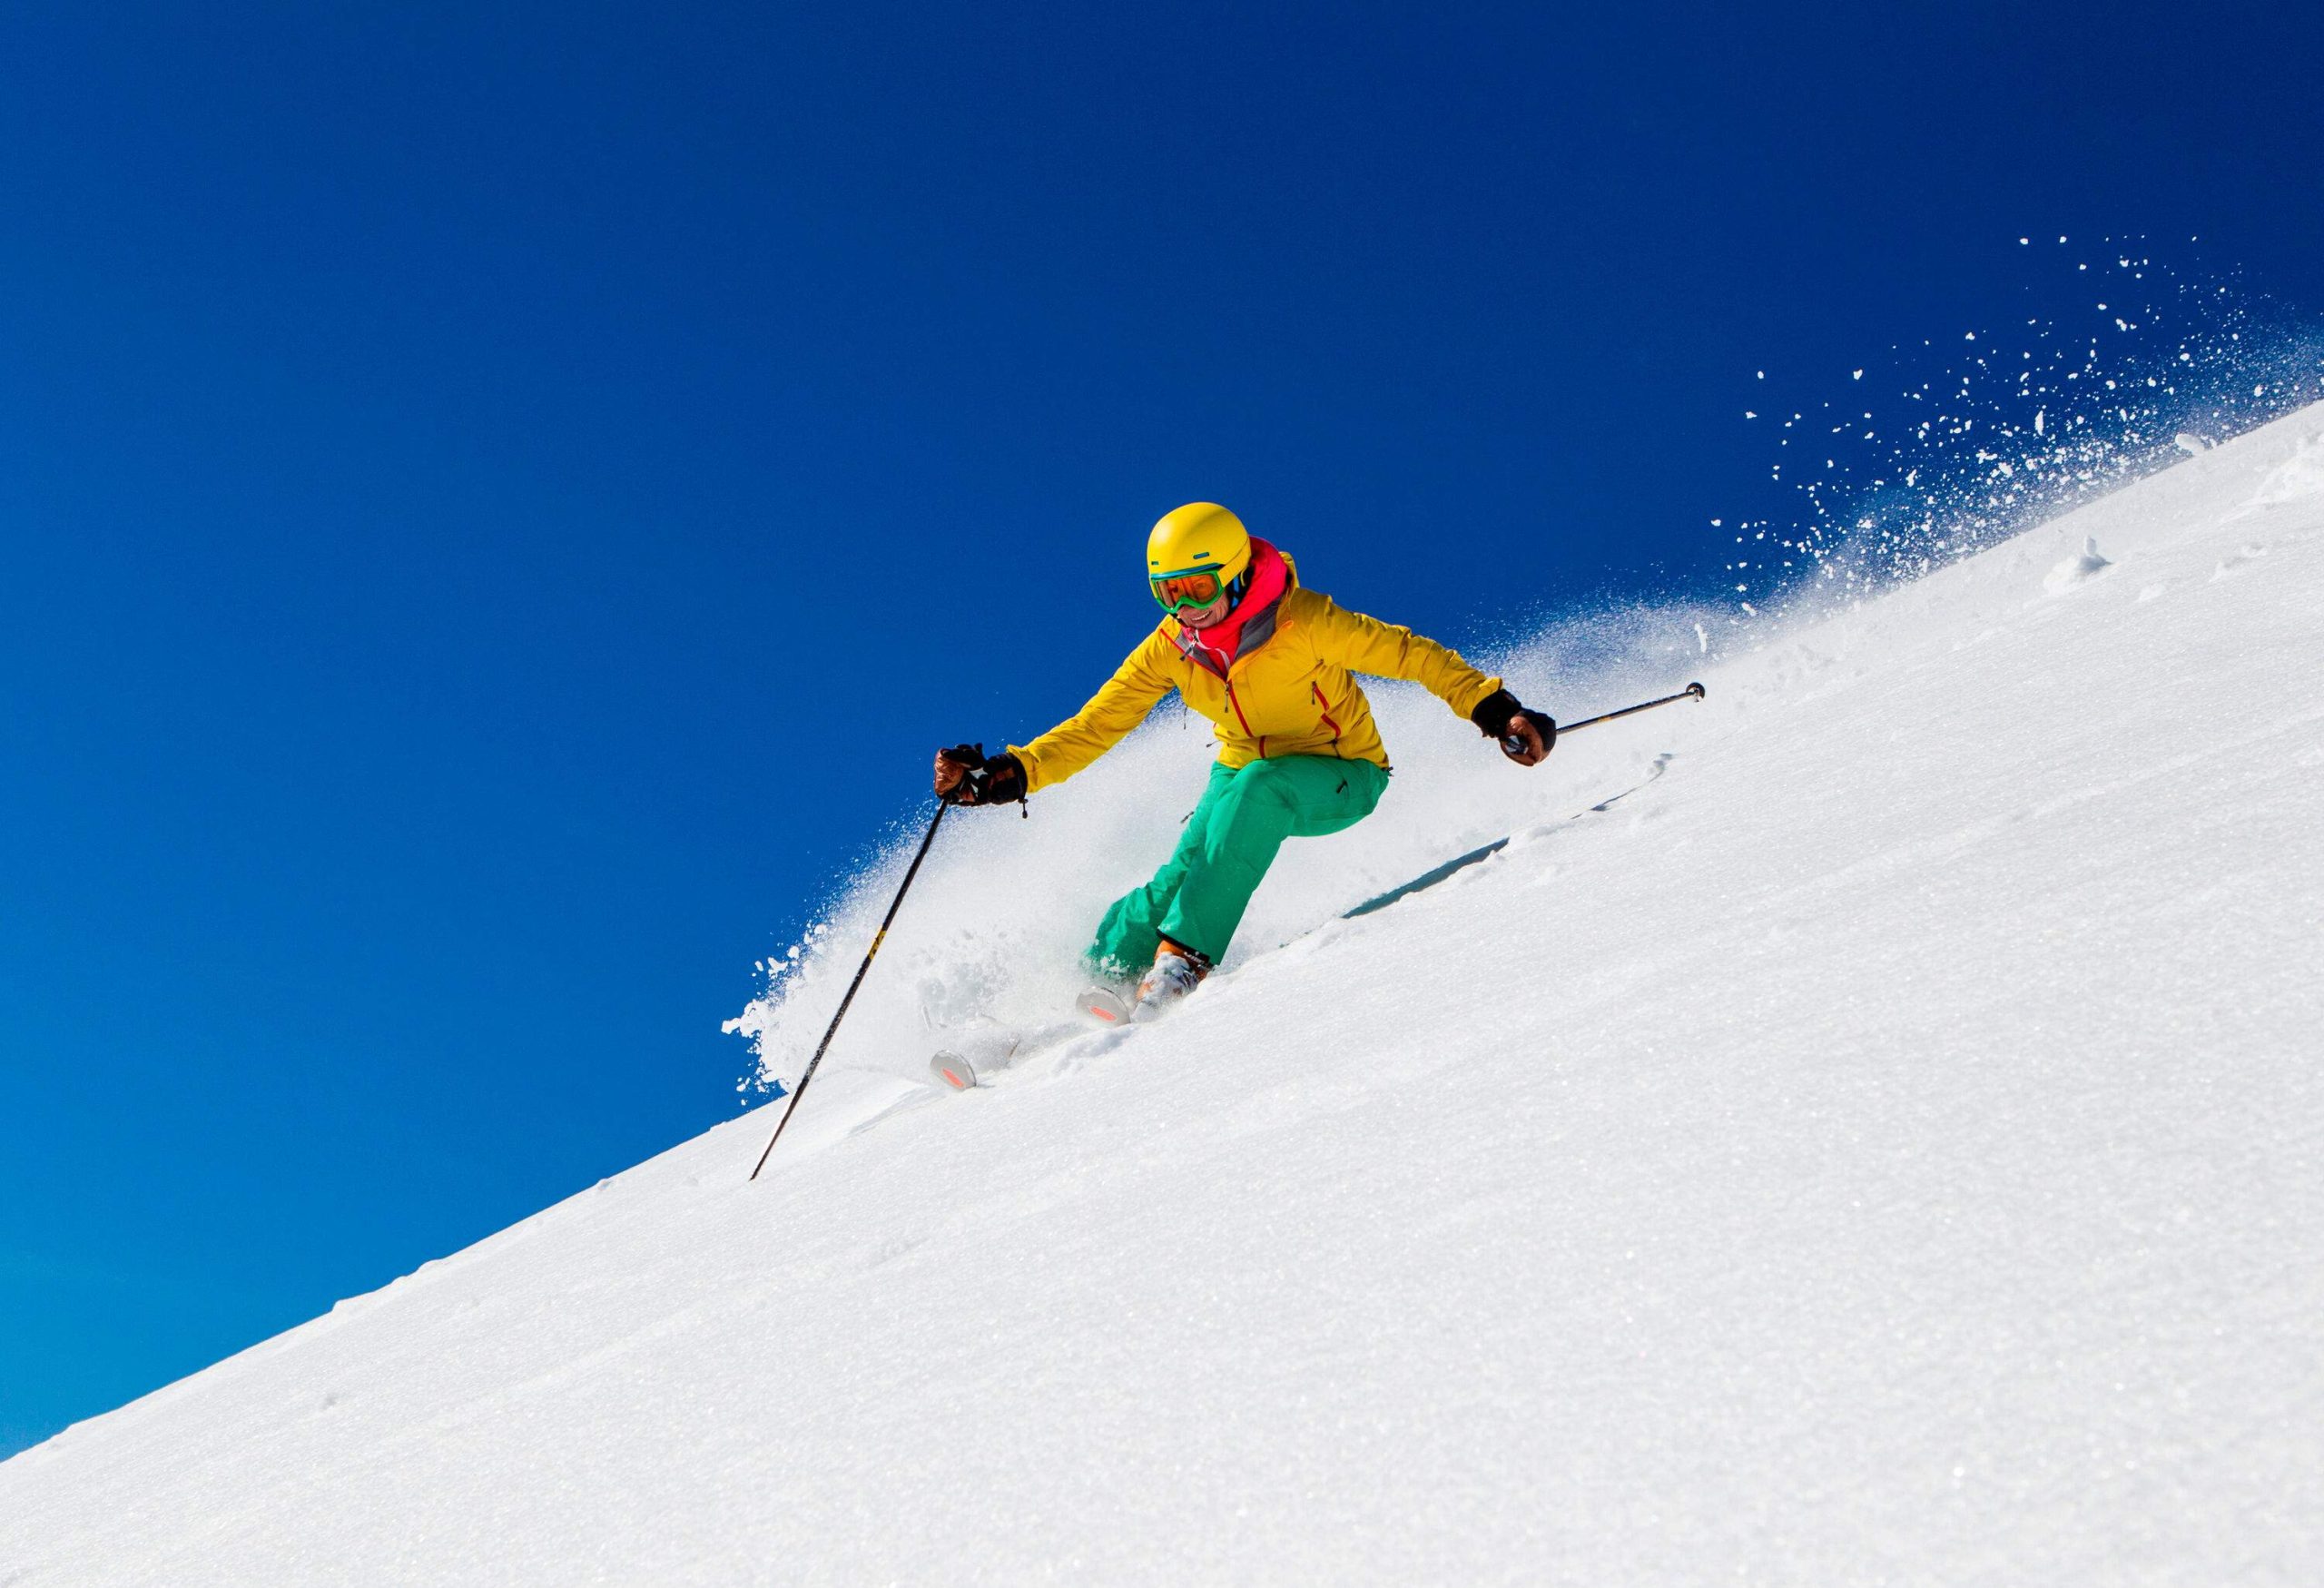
[1005,744,1046,794]
[1467,686,1521,738]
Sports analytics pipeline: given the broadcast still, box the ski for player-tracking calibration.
[1343,751,1677,919]
[1075,985,1134,1026]
[923,1021,1033,1091]
[927,988,1136,1090]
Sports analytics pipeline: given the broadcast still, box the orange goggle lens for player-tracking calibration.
[1151,569,1226,611]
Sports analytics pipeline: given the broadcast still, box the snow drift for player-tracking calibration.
[5,404,2321,1584]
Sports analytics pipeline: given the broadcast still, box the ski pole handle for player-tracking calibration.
[1500,712,1558,758]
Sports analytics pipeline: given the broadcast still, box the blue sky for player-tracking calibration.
[3,1,2318,1456]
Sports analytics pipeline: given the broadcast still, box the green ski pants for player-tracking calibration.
[1088,755,1389,975]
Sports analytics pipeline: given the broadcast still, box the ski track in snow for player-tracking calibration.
[5,406,2324,1584]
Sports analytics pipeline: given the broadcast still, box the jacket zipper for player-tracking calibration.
[1311,681,1344,748]
[1224,676,1263,757]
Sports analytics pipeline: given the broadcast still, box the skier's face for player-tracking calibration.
[1178,592,1231,629]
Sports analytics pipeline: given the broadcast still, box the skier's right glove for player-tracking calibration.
[1469,689,1557,767]
[934,743,1028,806]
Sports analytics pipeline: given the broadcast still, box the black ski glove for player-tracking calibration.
[1469,689,1557,766]
[934,743,1028,806]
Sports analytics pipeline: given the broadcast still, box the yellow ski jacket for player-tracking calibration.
[1011,555,1502,793]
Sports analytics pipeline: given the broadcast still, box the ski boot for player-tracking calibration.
[1132,937,1211,1021]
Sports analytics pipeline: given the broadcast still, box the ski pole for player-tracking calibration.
[749,802,949,1181]
[1561,679,1707,734]
[1501,681,1706,756]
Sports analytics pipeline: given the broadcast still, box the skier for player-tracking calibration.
[934,503,1556,1016]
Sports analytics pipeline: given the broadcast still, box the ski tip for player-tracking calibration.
[1685,680,1706,700]
[930,1052,978,1090]
[1075,986,1134,1027]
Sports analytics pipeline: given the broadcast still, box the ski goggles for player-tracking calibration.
[1150,567,1233,613]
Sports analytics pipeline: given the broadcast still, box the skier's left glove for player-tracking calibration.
[934,743,1028,805]
[1469,689,1557,767]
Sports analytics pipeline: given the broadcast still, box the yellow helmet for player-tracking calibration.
[1146,503,1253,612]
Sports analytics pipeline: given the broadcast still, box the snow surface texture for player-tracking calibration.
[6,407,2323,1583]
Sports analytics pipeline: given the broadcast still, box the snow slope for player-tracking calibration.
[6,407,2322,1584]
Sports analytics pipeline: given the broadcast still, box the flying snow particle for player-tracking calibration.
[2033,409,2045,435]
